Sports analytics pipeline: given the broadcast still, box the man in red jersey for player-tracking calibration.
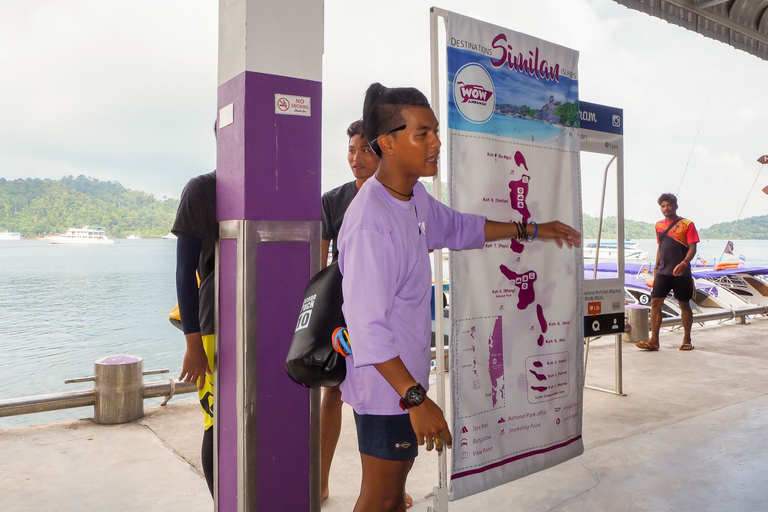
[637,193,699,351]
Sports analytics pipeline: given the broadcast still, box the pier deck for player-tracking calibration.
[3,317,768,511]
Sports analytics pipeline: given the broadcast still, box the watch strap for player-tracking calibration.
[399,383,426,410]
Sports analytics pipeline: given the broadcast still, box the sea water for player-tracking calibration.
[2,237,766,428]
[0,239,191,428]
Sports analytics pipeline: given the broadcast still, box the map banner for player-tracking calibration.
[445,12,584,500]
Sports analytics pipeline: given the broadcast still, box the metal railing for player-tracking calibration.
[0,355,197,423]
[660,304,768,327]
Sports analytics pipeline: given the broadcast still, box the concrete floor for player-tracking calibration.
[3,317,768,511]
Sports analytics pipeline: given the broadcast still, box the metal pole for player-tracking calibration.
[0,378,196,419]
[660,305,767,326]
[592,155,617,277]
[0,390,95,418]
[614,333,623,395]
[143,380,198,399]
[429,8,452,511]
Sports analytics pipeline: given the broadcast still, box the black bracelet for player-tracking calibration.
[514,221,523,242]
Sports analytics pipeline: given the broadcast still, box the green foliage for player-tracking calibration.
[699,215,768,239]
[581,214,656,239]
[553,102,579,127]
[0,175,179,238]
[582,213,768,239]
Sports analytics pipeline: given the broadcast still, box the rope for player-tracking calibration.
[676,99,709,197]
[160,378,175,406]
[724,161,765,244]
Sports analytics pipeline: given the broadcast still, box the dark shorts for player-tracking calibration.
[651,273,694,302]
[353,411,418,461]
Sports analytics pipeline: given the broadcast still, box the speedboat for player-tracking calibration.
[583,240,648,261]
[692,265,768,306]
[585,262,749,318]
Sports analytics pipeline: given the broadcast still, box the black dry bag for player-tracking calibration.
[285,261,347,388]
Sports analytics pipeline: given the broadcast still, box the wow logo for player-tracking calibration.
[453,63,495,124]
[458,83,493,103]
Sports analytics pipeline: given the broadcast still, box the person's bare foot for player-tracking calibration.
[320,487,329,502]
[405,492,413,509]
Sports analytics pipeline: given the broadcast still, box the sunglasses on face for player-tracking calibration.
[369,124,407,154]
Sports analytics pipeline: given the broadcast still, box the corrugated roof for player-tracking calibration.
[612,0,768,60]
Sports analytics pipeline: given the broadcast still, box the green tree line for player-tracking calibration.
[0,175,179,238]
[581,214,768,239]
[3,175,764,240]
[416,181,766,240]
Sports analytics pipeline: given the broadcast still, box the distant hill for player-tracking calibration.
[581,215,655,239]
[420,179,765,239]
[3,175,765,240]
[0,175,179,238]
[582,214,767,240]
[698,215,768,239]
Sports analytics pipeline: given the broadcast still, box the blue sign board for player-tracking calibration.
[579,101,623,135]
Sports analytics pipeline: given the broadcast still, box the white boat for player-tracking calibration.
[49,226,114,245]
[693,265,768,307]
[126,234,141,240]
[583,240,648,261]
[161,232,177,240]
[0,230,22,241]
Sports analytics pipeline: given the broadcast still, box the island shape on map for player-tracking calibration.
[508,174,530,223]
[499,266,537,309]
[488,315,504,407]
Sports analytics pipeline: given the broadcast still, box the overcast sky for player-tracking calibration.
[1,0,767,229]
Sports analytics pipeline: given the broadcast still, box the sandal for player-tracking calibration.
[636,341,659,351]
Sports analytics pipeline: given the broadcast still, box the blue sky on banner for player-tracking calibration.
[1,0,767,227]
[447,47,579,110]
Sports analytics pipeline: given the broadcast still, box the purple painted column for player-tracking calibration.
[215,1,323,510]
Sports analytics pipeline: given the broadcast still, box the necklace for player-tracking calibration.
[380,181,414,198]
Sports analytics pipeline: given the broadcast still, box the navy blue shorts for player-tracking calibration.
[651,273,694,302]
[353,411,418,461]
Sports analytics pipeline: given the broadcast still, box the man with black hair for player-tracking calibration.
[320,120,389,503]
[339,82,580,512]
[636,192,699,352]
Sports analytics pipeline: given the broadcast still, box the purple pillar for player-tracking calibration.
[215,1,323,510]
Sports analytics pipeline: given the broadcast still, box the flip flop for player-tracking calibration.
[679,343,694,351]
[636,341,659,351]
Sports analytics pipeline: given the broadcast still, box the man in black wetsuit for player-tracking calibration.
[173,136,217,495]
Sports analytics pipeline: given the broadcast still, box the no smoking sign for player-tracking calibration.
[274,94,311,117]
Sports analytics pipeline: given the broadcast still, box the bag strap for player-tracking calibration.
[659,217,682,241]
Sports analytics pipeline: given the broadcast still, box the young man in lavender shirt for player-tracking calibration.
[337,83,581,512]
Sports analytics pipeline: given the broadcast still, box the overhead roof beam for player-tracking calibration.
[697,0,730,9]
[612,0,768,61]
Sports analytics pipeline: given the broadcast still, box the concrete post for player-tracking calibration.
[623,304,650,344]
[93,355,144,424]
[216,1,323,510]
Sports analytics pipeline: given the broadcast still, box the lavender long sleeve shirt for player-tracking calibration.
[338,176,486,415]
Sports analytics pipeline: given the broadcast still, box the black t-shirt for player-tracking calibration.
[321,180,359,263]
[172,171,217,335]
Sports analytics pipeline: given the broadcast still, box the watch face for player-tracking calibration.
[407,386,425,406]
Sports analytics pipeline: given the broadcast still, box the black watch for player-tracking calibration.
[399,383,426,410]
